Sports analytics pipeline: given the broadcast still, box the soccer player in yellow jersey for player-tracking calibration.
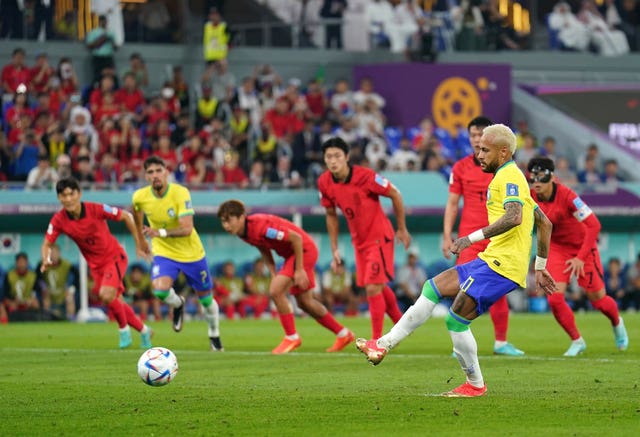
[132,156,223,351]
[356,124,557,397]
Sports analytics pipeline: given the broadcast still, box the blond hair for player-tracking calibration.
[482,123,517,154]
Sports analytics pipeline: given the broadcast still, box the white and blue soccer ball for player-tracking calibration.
[137,347,179,387]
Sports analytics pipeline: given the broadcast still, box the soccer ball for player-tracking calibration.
[137,347,179,387]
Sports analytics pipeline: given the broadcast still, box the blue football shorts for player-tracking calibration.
[454,258,519,315]
[151,255,213,292]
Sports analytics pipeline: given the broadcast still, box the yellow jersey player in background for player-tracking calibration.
[356,124,556,397]
[132,156,223,351]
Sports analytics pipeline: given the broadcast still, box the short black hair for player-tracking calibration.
[468,116,493,131]
[527,155,555,173]
[143,155,166,170]
[321,136,350,155]
[56,177,81,194]
[15,252,28,261]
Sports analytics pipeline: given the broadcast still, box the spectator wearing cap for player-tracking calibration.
[85,15,118,83]
[26,153,58,190]
[203,7,230,66]
[1,48,31,96]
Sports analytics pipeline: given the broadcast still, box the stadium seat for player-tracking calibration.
[456,127,473,158]
[433,127,457,162]
[384,126,403,153]
[406,126,421,142]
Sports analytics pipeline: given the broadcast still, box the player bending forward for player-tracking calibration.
[218,199,355,354]
[41,178,152,349]
[356,124,557,397]
[528,156,628,355]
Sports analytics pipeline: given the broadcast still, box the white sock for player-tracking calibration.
[450,329,484,388]
[285,333,300,340]
[494,340,507,349]
[377,295,436,350]
[119,326,130,333]
[164,288,183,308]
[337,327,349,337]
[203,299,221,338]
[141,325,150,334]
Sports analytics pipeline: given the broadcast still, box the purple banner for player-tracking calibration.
[353,63,511,136]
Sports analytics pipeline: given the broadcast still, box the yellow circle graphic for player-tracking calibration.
[432,77,482,137]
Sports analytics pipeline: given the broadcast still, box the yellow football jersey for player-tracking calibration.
[132,183,205,263]
[479,161,537,288]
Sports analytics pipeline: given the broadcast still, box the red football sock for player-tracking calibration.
[547,292,580,340]
[225,304,235,319]
[278,312,297,336]
[383,285,403,323]
[489,295,509,342]
[368,293,386,339]
[107,299,128,329]
[122,302,144,332]
[589,295,620,326]
[316,313,344,334]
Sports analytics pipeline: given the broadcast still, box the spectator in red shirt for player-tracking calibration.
[263,97,304,140]
[168,65,190,109]
[144,97,171,138]
[185,155,217,187]
[115,72,146,120]
[89,74,117,116]
[220,150,249,188]
[30,53,54,96]
[154,135,178,171]
[94,91,121,125]
[120,129,148,182]
[4,90,34,135]
[160,83,180,121]
[180,135,204,168]
[1,48,31,95]
[304,79,328,122]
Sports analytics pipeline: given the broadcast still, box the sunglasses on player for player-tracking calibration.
[528,166,553,183]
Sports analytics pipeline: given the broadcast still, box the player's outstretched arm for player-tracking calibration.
[533,207,557,295]
[442,192,461,259]
[388,185,411,249]
[40,239,54,273]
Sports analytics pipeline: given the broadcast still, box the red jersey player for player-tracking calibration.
[528,156,629,355]
[40,177,153,349]
[442,116,524,356]
[217,199,355,354]
[318,137,411,340]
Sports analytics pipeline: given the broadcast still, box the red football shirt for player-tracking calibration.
[317,165,394,248]
[45,202,125,270]
[449,154,493,236]
[241,214,316,258]
[531,182,600,260]
[1,64,31,93]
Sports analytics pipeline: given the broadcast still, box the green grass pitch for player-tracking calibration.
[1,312,638,436]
